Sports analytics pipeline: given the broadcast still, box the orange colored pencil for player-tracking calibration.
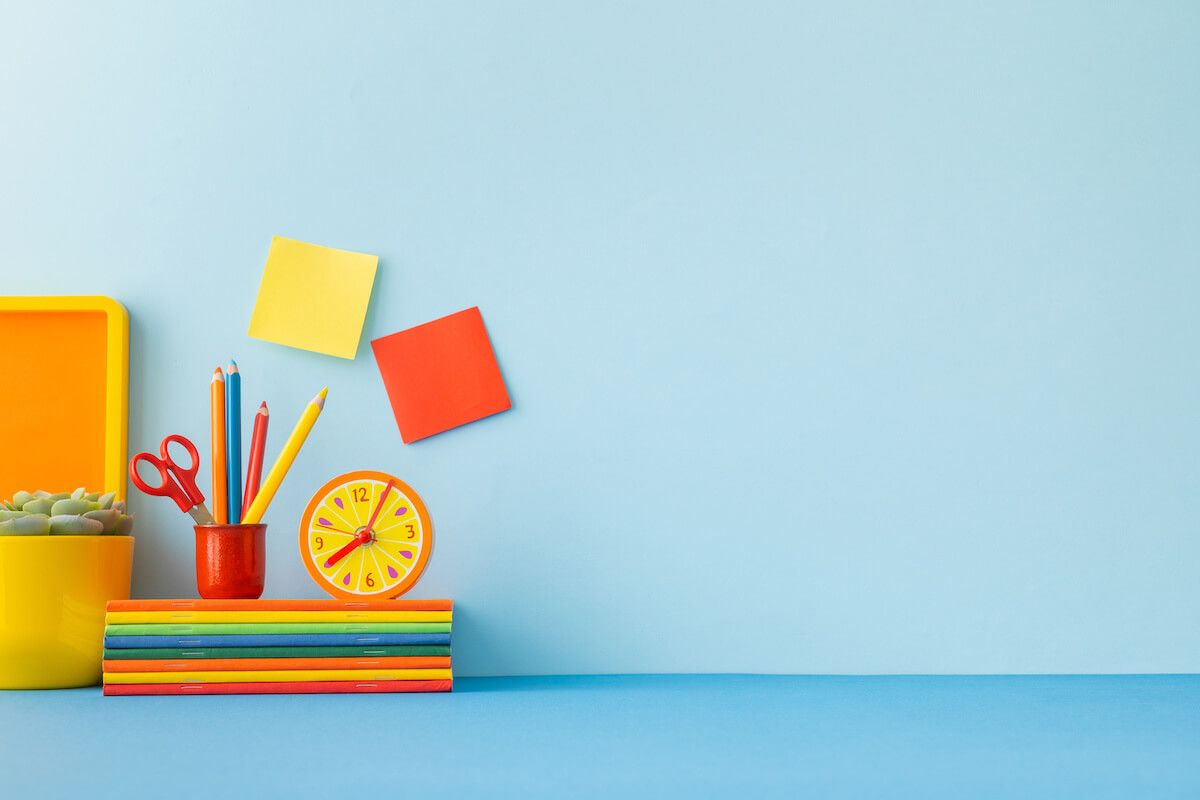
[210,368,228,524]
[241,401,269,519]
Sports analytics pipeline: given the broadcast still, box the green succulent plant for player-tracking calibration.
[0,488,133,536]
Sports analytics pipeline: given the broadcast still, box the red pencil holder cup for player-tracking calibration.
[194,524,267,599]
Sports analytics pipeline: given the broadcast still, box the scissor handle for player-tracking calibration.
[160,434,204,504]
[129,451,190,512]
[162,431,204,489]
[128,434,206,513]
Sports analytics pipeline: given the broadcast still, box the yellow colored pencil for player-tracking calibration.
[240,388,327,525]
[210,368,228,524]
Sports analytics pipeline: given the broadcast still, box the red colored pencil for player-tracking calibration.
[241,401,269,520]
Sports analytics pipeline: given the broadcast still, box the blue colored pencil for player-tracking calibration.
[226,360,242,522]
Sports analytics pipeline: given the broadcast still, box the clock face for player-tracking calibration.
[298,470,433,599]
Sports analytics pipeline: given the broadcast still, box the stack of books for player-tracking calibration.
[101,598,453,696]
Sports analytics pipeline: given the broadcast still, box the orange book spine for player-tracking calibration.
[107,598,453,612]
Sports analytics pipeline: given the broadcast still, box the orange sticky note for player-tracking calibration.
[371,307,511,443]
[248,236,379,359]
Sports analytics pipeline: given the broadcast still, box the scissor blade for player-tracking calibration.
[188,504,216,526]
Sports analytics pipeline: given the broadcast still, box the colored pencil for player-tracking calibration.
[242,401,269,517]
[225,361,242,523]
[210,368,228,524]
[240,388,327,525]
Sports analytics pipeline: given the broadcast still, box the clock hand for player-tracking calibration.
[315,522,359,537]
[324,535,368,569]
[361,479,396,536]
[322,481,397,571]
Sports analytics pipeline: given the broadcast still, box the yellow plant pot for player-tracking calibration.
[0,535,133,689]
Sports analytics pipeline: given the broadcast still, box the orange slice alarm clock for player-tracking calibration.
[298,470,433,599]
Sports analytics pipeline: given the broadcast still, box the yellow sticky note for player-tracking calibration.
[248,237,379,359]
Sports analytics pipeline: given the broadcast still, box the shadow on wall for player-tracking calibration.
[126,309,196,597]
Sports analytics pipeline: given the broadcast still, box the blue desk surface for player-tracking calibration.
[2,675,1196,798]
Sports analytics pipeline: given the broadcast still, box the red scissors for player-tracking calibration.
[129,434,215,525]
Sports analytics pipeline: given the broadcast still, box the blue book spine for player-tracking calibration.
[103,632,451,648]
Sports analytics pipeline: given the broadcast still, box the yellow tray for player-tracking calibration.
[0,296,129,502]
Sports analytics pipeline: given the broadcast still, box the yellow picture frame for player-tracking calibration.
[0,296,129,500]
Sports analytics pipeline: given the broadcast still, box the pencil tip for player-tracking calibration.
[318,387,328,399]
[229,360,238,372]
[315,387,328,408]
[212,367,224,381]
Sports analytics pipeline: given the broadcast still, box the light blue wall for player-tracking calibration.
[2,1,1197,675]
